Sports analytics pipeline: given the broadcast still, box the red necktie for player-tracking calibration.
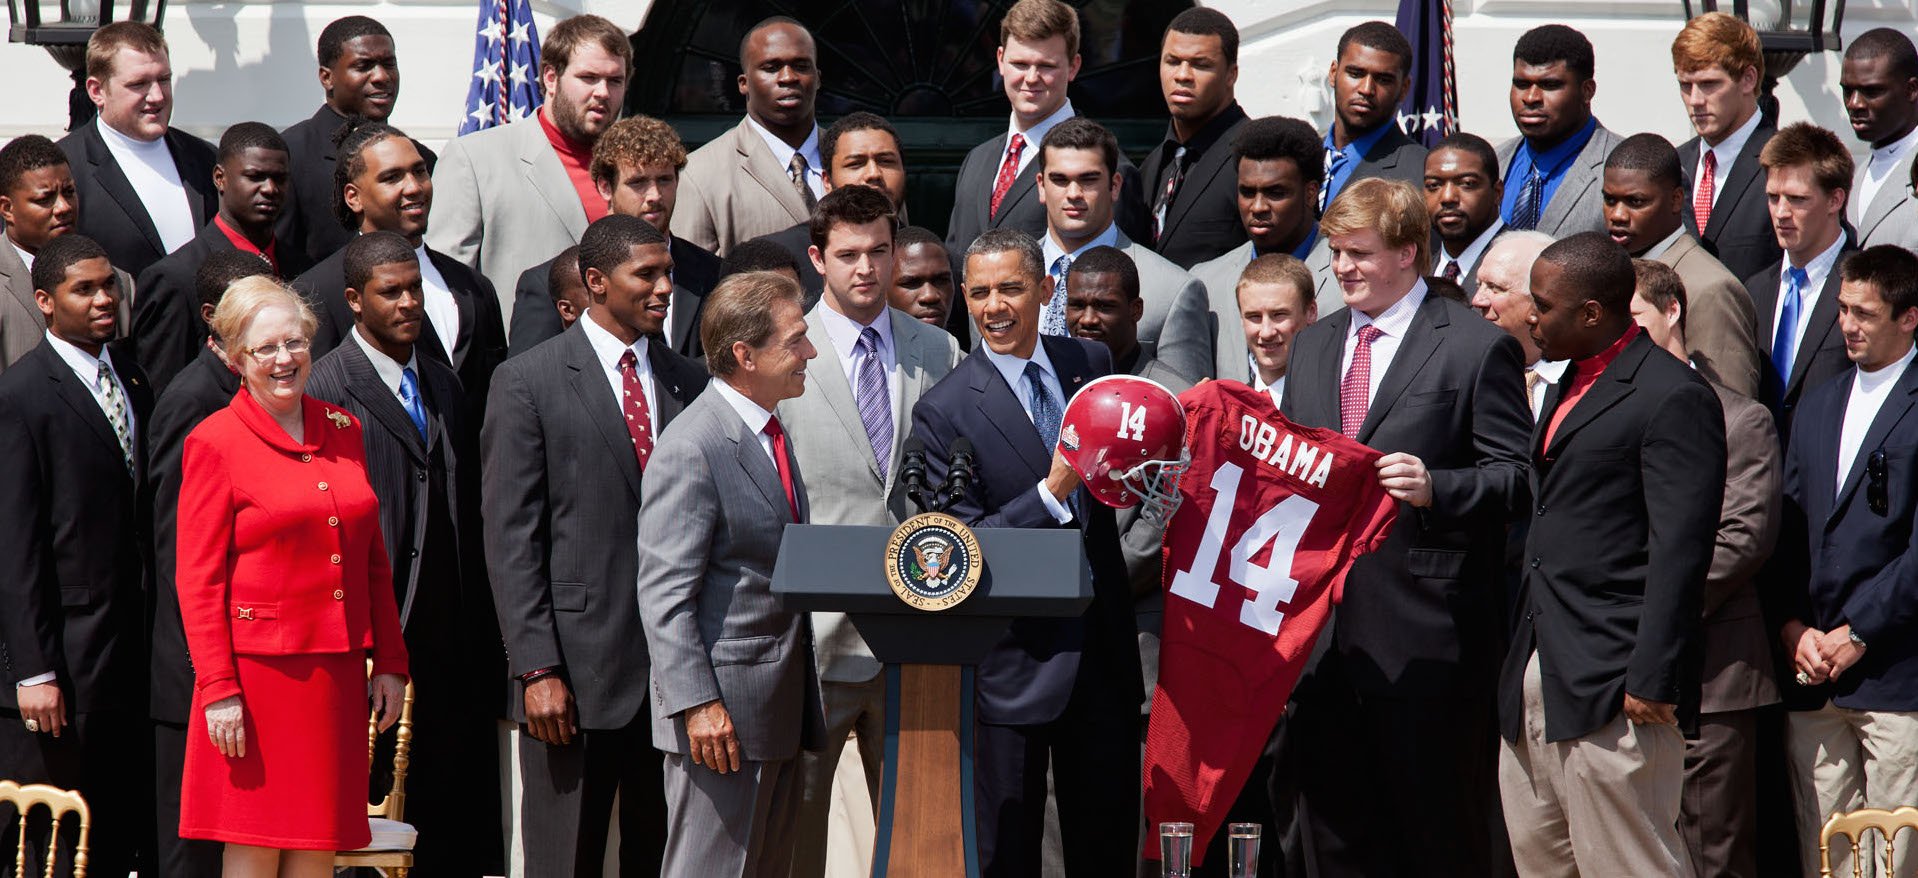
[763,416,800,522]
[989,134,1026,219]
[1693,149,1717,232]
[1340,325,1383,438]
[617,350,654,472]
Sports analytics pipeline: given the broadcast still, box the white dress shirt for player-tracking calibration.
[1341,281,1427,405]
[1852,125,1918,224]
[818,304,902,428]
[12,240,34,270]
[414,246,459,362]
[746,116,825,200]
[349,324,419,402]
[1251,367,1285,409]
[96,119,196,254]
[1042,222,1121,280]
[1639,227,1687,261]
[712,376,779,464]
[1436,220,1505,280]
[1770,232,1848,351]
[1007,100,1076,181]
[1837,345,1916,494]
[1528,358,1568,422]
[1694,109,1764,211]
[982,342,1074,524]
[580,310,660,438]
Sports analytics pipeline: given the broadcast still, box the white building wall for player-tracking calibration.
[1,0,1913,156]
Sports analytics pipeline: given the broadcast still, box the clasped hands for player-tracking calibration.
[1783,621,1867,687]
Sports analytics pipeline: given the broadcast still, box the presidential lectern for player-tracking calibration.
[772,516,1090,877]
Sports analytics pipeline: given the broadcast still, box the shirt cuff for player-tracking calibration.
[1035,481,1074,525]
[16,672,56,688]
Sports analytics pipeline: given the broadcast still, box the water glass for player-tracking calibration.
[1159,821,1194,878]
[1228,822,1262,878]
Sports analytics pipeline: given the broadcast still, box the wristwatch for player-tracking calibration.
[1849,628,1869,651]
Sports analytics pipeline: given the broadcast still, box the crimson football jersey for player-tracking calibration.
[1142,381,1398,862]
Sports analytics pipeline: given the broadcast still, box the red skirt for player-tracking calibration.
[180,651,370,850]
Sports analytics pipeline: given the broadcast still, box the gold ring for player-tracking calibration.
[23,718,39,732]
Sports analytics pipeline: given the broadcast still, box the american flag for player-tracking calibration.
[459,0,543,135]
[1395,0,1458,148]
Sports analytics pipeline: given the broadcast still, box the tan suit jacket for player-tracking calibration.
[425,115,590,327]
[677,118,815,257]
[1657,233,1760,398]
[1700,379,1782,713]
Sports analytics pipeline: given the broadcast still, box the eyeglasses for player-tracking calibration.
[1868,449,1888,516]
[245,338,310,360]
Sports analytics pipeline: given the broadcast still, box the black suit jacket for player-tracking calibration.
[297,243,506,417]
[1500,332,1725,742]
[909,337,1141,725]
[1142,105,1250,269]
[752,222,825,308]
[144,345,239,723]
[131,220,307,393]
[1680,123,1782,284]
[0,340,153,712]
[57,120,219,279]
[1750,243,1855,444]
[278,104,439,267]
[1770,358,1918,711]
[1281,290,1532,695]
[481,323,707,727]
[944,122,1151,258]
[507,235,716,360]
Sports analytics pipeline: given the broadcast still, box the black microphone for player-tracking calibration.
[944,437,977,511]
[900,437,930,513]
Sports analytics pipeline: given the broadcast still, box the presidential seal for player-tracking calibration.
[884,512,983,612]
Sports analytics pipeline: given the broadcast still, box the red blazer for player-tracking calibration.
[177,390,408,703]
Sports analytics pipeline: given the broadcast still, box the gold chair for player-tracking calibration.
[334,664,416,878]
[1820,804,1918,877]
[0,779,91,878]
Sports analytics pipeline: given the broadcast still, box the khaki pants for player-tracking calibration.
[1498,652,1688,877]
[1786,702,1918,878]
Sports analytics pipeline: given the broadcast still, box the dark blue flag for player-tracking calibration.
[460,0,543,136]
[1396,0,1458,148]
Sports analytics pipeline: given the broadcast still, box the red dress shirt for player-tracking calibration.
[1543,323,1640,452]
[213,214,279,275]
[539,108,608,224]
[175,390,407,703]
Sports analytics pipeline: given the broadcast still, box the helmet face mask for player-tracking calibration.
[1120,449,1191,520]
[1057,374,1191,515]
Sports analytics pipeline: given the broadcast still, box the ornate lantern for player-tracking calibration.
[8,0,168,130]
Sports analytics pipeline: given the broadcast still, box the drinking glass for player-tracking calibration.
[1228,822,1262,878]
[1159,821,1195,878]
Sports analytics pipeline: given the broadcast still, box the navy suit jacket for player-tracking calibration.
[909,336,1141,725]
[1771,358,1918,711]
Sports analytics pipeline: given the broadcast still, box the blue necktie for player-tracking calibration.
[853,327,892,478]
[1024,362,1062,451]
[1509,166,1545,231]
[399,366,428,442]
[1772,267,1809,387]
[1043,255,1071,337]
[1319,146,1350,213]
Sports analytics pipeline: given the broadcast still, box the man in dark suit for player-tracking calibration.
[943,0,1148,261]
[0,234,153,878]
[911,228,1140,878]
[511,115,718,359]
[749,112,910,305]
[1630,259,1781,878]
[1769,245,1918,877]
[305,231,502,876]
[56,22,218,280]
[1280,177,1531,876]
[144,249,270,878]
[1319,22,1428,214]
[1495,26,1622,237]
[1143,8,1250,269]
[1498,232,1724,875]
[1425,133,1506,294]
[1673,13,1781,284]
[297,123,507,418]
[1751,122,1859,444]
[279,15,436,268]
[133,123,307,393]
[482,215,707,877]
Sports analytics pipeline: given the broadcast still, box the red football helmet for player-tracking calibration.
[1058,374,1190,517]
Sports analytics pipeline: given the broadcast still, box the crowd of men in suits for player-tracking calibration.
[4,1,1918,877]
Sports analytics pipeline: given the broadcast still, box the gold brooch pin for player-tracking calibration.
[326,410,351,429]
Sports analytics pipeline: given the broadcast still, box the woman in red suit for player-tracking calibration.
[175,277,408,877]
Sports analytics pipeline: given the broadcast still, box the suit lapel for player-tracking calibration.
[891,310,927,464]
[735,120,811,227]
[645,341,692,427]
[1833,365,1918,517]
[1356,295,1446,443]
[517,120,590,240]
[968,351,1050,481]
[338,341,429,463]
[992,163,1041,230]
[1541,129,1609,234]
[167,129,213,227]
[1543,337,1648,458]
[84,123,166,256]
[1309,308,1354,427]
[727,404,797,523]
[428,250,478,368]
[40,344,129,465]
[0,242,37,320]
[1704,129,1770,240]
[561,326,644,500]
[1157,121,1241,240]
[1859,150,1917,239]
[1788,268,1846,399]
[803,312,883,481]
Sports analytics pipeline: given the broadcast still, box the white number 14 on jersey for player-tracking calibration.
[1167,462,1320,635]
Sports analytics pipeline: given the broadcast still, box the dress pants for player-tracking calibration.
[1498,652,1687,878]
[376,655,502,876]
[0,709,139,878]
[1786,702,1918,878]
[1680,709,1760,878]
[790,673,885,878]
[974,680,1140,878]
[517,718,667,877]
[659,753,802,878]
[152,718,222,878]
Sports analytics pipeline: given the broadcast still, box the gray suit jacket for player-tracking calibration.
[1657,233,1761,398]
[1854,143,1918,252]
[677,118,815,258]
[636,387,826,761]
[0,242,135,378]
[1117,231,1213,383]
[777,307,961,682]
[1189,238,1336,382]
[1701,379,1783,713]
[1495,123,1622,238]
[426,116,590,326]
